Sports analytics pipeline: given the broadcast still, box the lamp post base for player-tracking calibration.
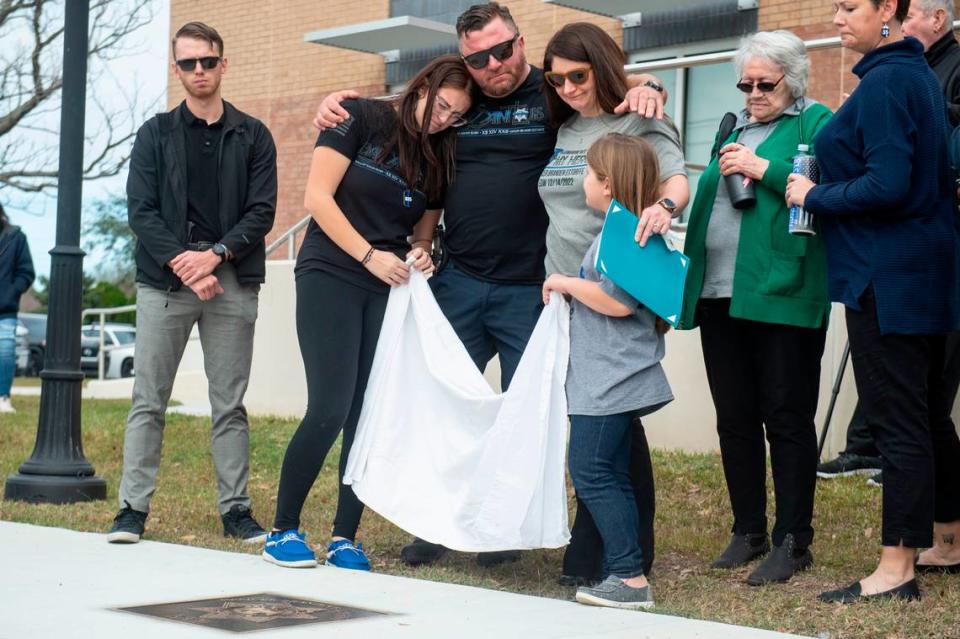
[4,473,107,504]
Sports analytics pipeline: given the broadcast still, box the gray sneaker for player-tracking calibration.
[575,575,654,610]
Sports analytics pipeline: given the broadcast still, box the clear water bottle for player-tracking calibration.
[789,144,818,235]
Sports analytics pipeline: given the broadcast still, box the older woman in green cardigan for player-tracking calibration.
[679,30,832,587]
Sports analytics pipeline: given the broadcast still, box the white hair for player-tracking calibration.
[916,0,954,24]
[733,30,809,99]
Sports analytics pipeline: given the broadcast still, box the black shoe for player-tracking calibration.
[818,578,921,604]
[816,453,882,478]
[746,534,813,585]
[711,533,770,569]
[476,550,521,567]
[400,538,447,566]
[558,574,601,587]
[221,505,267,544]
[915,560,960,574]
[107,500,147,544]
[867,471,883,487]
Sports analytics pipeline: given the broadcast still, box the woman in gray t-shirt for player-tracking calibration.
[538,22,689,594]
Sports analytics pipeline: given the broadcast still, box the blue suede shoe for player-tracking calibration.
[262,530,317,568]
[326,539,371,571]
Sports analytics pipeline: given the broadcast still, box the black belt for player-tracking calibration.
[186,241,217,251]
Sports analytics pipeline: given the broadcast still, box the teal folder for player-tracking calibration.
[594,199,690,328]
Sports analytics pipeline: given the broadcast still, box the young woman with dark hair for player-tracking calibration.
[537,22,689,587]
[263,55,473,572]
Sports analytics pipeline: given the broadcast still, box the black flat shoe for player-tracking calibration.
[711,533,770,569]
[915,561,960,574]
[818,578,921,604]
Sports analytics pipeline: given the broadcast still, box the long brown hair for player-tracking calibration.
[586,133,660,218]
[587,133,668,332]
[543,23,627,128]
[0,202,8,231]
[381,55,473,202]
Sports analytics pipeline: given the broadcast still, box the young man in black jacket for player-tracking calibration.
[0,203,35,414]
[108,21,277,544]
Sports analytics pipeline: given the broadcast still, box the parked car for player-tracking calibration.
[15,321,29,375]
[18,312,47,376]
[81,323,136,378]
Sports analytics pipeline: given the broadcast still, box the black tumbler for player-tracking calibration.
[724,171,756,209]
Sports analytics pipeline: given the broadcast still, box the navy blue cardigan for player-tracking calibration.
[0,225,35,319]
[806,37,960,335]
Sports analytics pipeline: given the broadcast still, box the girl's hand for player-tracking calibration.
[635,203,672,247]
[406,246,435,275]
[785,174,815,207]
[542,274,568,305]
[364,249,410,286]
[718,143,769,180]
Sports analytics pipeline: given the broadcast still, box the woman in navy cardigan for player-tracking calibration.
[787,0,960,604]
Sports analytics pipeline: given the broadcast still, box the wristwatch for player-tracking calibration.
[643,79,665,94]
[212,243,229,263]
[656,197,679,218]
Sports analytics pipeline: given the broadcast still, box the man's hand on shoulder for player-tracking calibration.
[314,89,361,130]
[615,74,667,120]
[169,250,222,286]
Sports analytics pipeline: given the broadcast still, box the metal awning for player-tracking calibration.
[542,0,756,18]
[304,16,457,59]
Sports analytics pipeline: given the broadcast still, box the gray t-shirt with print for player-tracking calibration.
[566,234,674,417]
[538,112,686,278]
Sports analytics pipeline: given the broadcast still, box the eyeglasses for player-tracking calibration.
[735,75,785,94]
[544,67,592,89]
[175,56,222,72]
[434,95,468,128]
[461,35,519,70]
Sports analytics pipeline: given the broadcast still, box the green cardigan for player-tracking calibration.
[679,102,833,330]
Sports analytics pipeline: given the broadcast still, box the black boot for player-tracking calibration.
[711,532,770,569]
[746,533,812,585]
[400,538,447,566]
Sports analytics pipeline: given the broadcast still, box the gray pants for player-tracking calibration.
[118,263,259,515]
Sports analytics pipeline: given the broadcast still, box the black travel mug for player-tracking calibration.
[724,171,756,210]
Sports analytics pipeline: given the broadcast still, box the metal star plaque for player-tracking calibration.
[115,592,387,632]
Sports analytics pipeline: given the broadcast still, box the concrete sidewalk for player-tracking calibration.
[1,521,810,639]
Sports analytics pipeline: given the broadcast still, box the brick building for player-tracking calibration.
[166,0,956,248]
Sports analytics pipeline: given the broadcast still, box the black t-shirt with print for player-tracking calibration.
[295,99,437,293]
[444,66,558,284]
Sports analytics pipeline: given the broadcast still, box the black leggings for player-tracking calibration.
[272,271,387,538]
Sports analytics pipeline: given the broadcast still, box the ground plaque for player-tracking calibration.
[116,592,387,632]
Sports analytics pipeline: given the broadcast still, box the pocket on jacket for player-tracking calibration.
[761,250,804,297]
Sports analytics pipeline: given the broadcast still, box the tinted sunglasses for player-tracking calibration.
[462,35,519,70]
[736,74,785,94]
[175,56,222,72]
[544,67,591,88]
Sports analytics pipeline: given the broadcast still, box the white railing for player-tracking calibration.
[81,304,137,380]
[266,215,311,258]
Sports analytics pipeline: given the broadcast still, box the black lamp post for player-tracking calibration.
[5,0,107,504]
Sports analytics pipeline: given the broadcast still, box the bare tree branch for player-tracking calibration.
[0,0,159,193]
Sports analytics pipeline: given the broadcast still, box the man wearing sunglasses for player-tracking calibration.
[314,2,666,569]
[109,21,277,547]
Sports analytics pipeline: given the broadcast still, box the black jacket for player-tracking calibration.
[127,100,277,290]
[0,225,35,318]
[926,31,960,127]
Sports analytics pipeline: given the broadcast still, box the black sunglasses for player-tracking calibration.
[736,75,785,94]
[544,67,591,88]
[176,56,222,72]
[462,35,519,70]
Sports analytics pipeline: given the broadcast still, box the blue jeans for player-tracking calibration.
[568,411,646,579]
[429,262,542,389]
[0,317,16,397]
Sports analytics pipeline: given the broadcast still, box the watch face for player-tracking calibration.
[661,198,676,210]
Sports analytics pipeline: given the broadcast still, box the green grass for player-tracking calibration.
[0,396,954,638]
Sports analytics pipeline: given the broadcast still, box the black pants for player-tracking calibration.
[846,288,960,545]
[697,298,825,548]
[562,416,656,579]
[273,271,387,538]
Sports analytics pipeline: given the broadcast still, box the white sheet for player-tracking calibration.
[343,269,571,552]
